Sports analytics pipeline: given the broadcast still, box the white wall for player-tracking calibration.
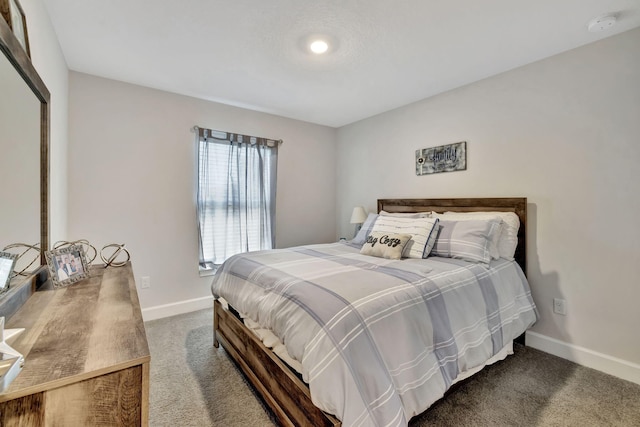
[21,0,69,243]
[67,72,336,312]
[336,29,640,377]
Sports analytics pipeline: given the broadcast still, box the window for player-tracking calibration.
[196,128,279,273]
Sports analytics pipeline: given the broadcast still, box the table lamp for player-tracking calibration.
[350,206,367,237]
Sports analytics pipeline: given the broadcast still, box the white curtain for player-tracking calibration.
[197,129,278,267]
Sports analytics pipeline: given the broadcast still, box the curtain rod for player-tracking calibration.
[192,126,283,146]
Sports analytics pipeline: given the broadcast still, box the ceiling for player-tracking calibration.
[43,0,640,128]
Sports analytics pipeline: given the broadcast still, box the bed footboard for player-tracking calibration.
[213,299,341,427]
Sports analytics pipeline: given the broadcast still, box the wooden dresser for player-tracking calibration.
[0,263,150,426]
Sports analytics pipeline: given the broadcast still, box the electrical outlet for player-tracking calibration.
[141,276,151,289]
[553,298,566,315]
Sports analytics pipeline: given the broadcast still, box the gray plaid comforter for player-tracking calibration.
[211,242,537,426]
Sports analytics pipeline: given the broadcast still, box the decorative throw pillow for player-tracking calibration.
[351,213,378,245]
[360,232,412,260]
[431,219,502,264]
[369,216,440,259]
[441,211,520,260]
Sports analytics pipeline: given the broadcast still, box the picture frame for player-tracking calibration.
[0,0,30,57]
[416,141,467,175]
[0,251,18,294]
[45,244,90,288]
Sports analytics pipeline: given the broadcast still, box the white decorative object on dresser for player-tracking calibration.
[0,316,24,393]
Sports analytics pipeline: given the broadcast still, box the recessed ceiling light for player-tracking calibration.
[587,15,617,33]
[310,40,329,54]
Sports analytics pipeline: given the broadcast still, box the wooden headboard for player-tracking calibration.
[377,198,527,274]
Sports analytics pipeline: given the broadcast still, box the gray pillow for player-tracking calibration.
[431,219,502,264]
[351,213,378,245]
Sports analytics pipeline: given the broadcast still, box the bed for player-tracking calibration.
[211,197,536,426]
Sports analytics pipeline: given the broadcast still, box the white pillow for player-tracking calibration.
[369,216,439,259]
[438,211,520,260]
[379,210,430,218]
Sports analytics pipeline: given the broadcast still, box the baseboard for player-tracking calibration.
[142,295,214,322]
[526,331,640,386]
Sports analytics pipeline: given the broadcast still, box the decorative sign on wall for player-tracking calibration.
[416,141,467,175]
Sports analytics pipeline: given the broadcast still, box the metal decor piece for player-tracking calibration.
[100,244,130,268]
[2,243,40,278]
[416,141,467,175]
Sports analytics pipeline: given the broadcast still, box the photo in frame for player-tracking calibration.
[0,251,18,294]
[45,244,90,288]
[0,0,30,56]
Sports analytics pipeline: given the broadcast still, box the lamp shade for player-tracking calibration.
[350,206,367,224]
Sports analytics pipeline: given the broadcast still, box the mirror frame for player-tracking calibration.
[0,18,50,264]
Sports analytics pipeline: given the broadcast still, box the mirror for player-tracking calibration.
[0,49,40,247]
[0,17,50,310]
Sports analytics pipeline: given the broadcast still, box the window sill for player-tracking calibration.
[199,263,218,277]
[199,269,215,277]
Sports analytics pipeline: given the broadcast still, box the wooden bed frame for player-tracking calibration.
[213,197,527,427]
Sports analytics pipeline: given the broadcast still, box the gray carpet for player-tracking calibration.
[146,309,640,426]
